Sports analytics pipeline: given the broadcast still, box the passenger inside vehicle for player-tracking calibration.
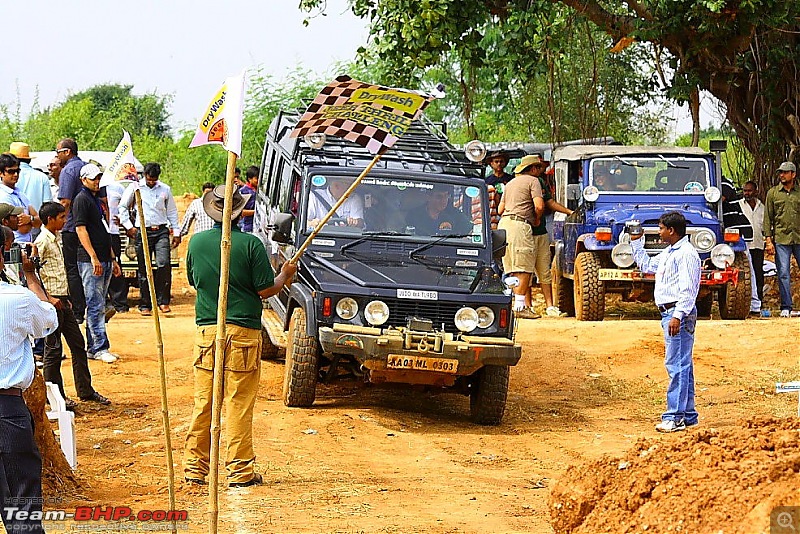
[307,176,364,230]
[406,184,473,235]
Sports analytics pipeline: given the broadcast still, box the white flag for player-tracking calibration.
[99,130,139,188]
[188,71,246,156]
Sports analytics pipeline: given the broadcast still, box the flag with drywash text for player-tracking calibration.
[188,71,246,156]
[99,130,139,188]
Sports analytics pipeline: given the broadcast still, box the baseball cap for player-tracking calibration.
[777,161,796,172]
[79,163,103,180]
[0,203,23,220]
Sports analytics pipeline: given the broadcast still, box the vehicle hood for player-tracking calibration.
[593,202,718,226]
[305,251,487,293]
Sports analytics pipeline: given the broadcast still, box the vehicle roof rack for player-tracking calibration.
[278,107,484,178]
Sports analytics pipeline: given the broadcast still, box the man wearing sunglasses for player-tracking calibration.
[0,235,58,534]
[55,138,88,323]
[0,153,42,244]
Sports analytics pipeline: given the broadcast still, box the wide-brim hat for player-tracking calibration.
[484,150,510,164]
[9,142,32,160]
[777,161,796,173]
[203,184,251,223]
[514,154,547,174]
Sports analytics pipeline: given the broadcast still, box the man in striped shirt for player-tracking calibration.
[179,182,216,237]
[630,212,702,433]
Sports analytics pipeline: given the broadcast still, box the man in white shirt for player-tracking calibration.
[118,162,180,315]
[0,153,42,243]
[737,180,765,309]
[106,181,129,312]
[307,176,364,230]
[0,242,58,534]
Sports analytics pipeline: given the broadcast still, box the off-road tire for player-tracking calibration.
[552,255,575,317]
[261,328,280,361]
[470,365,510,425]
[573,252,605,321]
[282,307,319,407]
[695,292,714,318]
[718,252,751,320]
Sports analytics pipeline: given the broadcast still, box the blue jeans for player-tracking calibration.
[78,261,113,354]
[775,244,800,311]
[660,307,698,424]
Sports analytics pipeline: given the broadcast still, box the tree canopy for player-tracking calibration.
[302,0,800,186]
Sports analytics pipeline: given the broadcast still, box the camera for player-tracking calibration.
[626,220,643,237]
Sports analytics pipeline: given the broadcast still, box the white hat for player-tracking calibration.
[79,163,102,180]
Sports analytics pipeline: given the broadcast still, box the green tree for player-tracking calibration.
[302,0,800,190]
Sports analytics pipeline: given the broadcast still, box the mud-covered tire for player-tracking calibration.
[719,252,751,320]
[261,328,280,360]
[573,252,605,321]
[282,307,319,407]
[695,292,714,318]
[470,365,510,425]
[552,255,575,317]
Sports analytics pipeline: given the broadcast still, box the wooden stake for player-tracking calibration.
[134,188,177,534]
[209,151,238,533]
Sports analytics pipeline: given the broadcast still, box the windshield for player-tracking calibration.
[303,173,486,245]
[590,157,710,194]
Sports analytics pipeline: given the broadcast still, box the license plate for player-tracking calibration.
[386,355,458,374]
[599,269,633,280]
[397,289,438,300]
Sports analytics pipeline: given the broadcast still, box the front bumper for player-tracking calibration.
[598,267,739,286]
[319,323,522,380]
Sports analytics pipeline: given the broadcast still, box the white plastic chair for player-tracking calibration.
[45,382,77,468]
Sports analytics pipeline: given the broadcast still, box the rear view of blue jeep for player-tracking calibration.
[549,145,751,321]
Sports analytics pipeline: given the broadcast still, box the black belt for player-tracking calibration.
[503,214,533,226]
[0,388,23,396]
[657,302,677,313]
[144,225,167,231]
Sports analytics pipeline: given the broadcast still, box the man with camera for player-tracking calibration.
[0,234,58,534]
[0,153,42,244]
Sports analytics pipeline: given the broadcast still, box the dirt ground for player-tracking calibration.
[39,276,799,533]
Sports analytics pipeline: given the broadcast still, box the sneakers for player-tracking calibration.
[80,392,111,405]
[545,306,563,317]
[515,309,540,320]
[93,350,119,363]
[780,309,791,318]
[655,419,686,433]
[229,473,263,488]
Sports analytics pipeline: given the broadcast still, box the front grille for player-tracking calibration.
[384,298,463,332]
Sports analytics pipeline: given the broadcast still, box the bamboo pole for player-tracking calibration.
[134,189,177,534]
[208,151,238,533]
[290,147,387,264]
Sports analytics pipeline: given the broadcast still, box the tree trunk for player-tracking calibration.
[689,87,700,147]
[23,371,81,496]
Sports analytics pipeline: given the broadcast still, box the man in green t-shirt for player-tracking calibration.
[184,185,296,488]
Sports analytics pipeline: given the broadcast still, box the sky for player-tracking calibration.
[1,0,368,134]
[1,0,711,141]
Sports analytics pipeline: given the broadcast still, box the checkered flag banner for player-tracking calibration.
[291,76,435,154]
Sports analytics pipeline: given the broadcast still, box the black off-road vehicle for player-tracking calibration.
[254,109,521,424]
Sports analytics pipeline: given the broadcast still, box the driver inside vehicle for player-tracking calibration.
[407,184,473,235]
[594,167,614,191]
[307,176,364,230]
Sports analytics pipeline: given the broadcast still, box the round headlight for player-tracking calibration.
[711,244,735,268]
[704,186,721,203]
[464,140,487,162]
[475,306,495,329]
[692,229,716,252]
[125,244,137,260]
[364,300,389,326]
[454,307,479,332]
[583,185,600,202]
[336,297,358,320]
[611,243,635,267]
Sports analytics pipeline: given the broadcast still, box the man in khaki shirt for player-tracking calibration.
[763,161,800,317]
[497,155,545,319]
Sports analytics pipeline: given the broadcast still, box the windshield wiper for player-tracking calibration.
[339,231,412,254]
[613,155,636,167]
[656,155,690,169]
[409,233,475,259]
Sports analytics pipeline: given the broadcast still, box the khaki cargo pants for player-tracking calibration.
[183,324,262,484]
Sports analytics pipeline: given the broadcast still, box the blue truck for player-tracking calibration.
[548,144,751,321]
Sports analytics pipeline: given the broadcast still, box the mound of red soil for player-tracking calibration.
[549,417,800,533]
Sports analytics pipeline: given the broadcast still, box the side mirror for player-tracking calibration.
[270,212,294,244]
[566,184,582,201]
[491,229,507,260]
